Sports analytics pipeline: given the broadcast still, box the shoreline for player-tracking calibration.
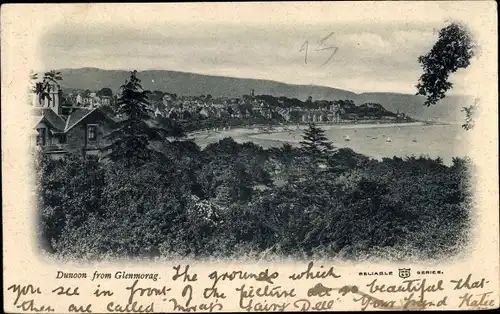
[188,121,449,140]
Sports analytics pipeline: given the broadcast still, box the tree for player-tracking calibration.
[289,110,301,122]
[31,70,63,106]
[182,110,192,120]
[43,70,63,87]
[36,153,105,253]
[104,70,166,167]
[97,87,113,97]
[416,23,475,107]
[462,98,479,130]
[157,116,186,139]
[169,120,186,139]
[299,123,335,168]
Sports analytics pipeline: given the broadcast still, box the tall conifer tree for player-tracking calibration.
[299,123,335,168]
[105,70,165,167]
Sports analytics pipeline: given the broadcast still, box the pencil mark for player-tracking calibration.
[316,31,335,49]
[315,32,338,66]
[299,40,309,64]
[320,47,339,66]
[300,31,339,66]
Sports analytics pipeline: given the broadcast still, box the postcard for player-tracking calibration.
[2,2,499,312]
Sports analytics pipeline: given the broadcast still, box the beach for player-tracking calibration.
[190,121,427,140]
[190,121,469,165]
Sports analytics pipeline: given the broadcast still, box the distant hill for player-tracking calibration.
[356,93,471,123]
[54,67,473,122]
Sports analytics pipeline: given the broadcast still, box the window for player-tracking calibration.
[60,134,66,144]
[87,125,97,141]
[36,128,46,146]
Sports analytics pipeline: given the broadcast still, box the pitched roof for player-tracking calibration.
[32,108,66,131]
[32,107,116,133]
[64,108,115,133]
[64,108,95,131]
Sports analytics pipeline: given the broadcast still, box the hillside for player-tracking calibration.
[55,67,473,122]
[356,93,471,123]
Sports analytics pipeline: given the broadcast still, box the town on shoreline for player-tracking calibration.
[59,86,418,132]
[32,71,454,162]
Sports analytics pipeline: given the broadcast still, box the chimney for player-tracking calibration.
[51,85,62,115]
[41,82,62,114]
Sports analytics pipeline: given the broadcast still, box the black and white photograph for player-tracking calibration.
[2,3,499,312]
[28,3,484,263]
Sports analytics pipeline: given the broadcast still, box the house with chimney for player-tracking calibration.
[32,81,116,159]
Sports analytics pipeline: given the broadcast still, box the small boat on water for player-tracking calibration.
[371,137,378,140]
[344,135,350,142]
[386,137,392,142]
[412,139,417,142]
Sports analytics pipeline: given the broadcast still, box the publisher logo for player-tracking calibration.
[398,268,411,279]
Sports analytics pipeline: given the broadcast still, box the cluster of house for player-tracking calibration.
[154,94,312,122]
[153,94,274,120]
[151,92,406,124]
[64,92,114,108]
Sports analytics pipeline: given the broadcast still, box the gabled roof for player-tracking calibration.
[64,108,116,133]
[32,107,115,133]
[64,108,95,131]
[32,108,66,131]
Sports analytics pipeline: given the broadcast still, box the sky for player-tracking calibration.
[35,2,488,94]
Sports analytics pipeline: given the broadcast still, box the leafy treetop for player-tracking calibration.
[416,22,475,107]
[31,70,63,105]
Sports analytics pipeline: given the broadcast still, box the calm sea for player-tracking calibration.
[194,123,470,165]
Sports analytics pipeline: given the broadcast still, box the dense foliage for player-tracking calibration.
[36,71,472,261]
[36,133,473,261]
[416,23,475,107]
